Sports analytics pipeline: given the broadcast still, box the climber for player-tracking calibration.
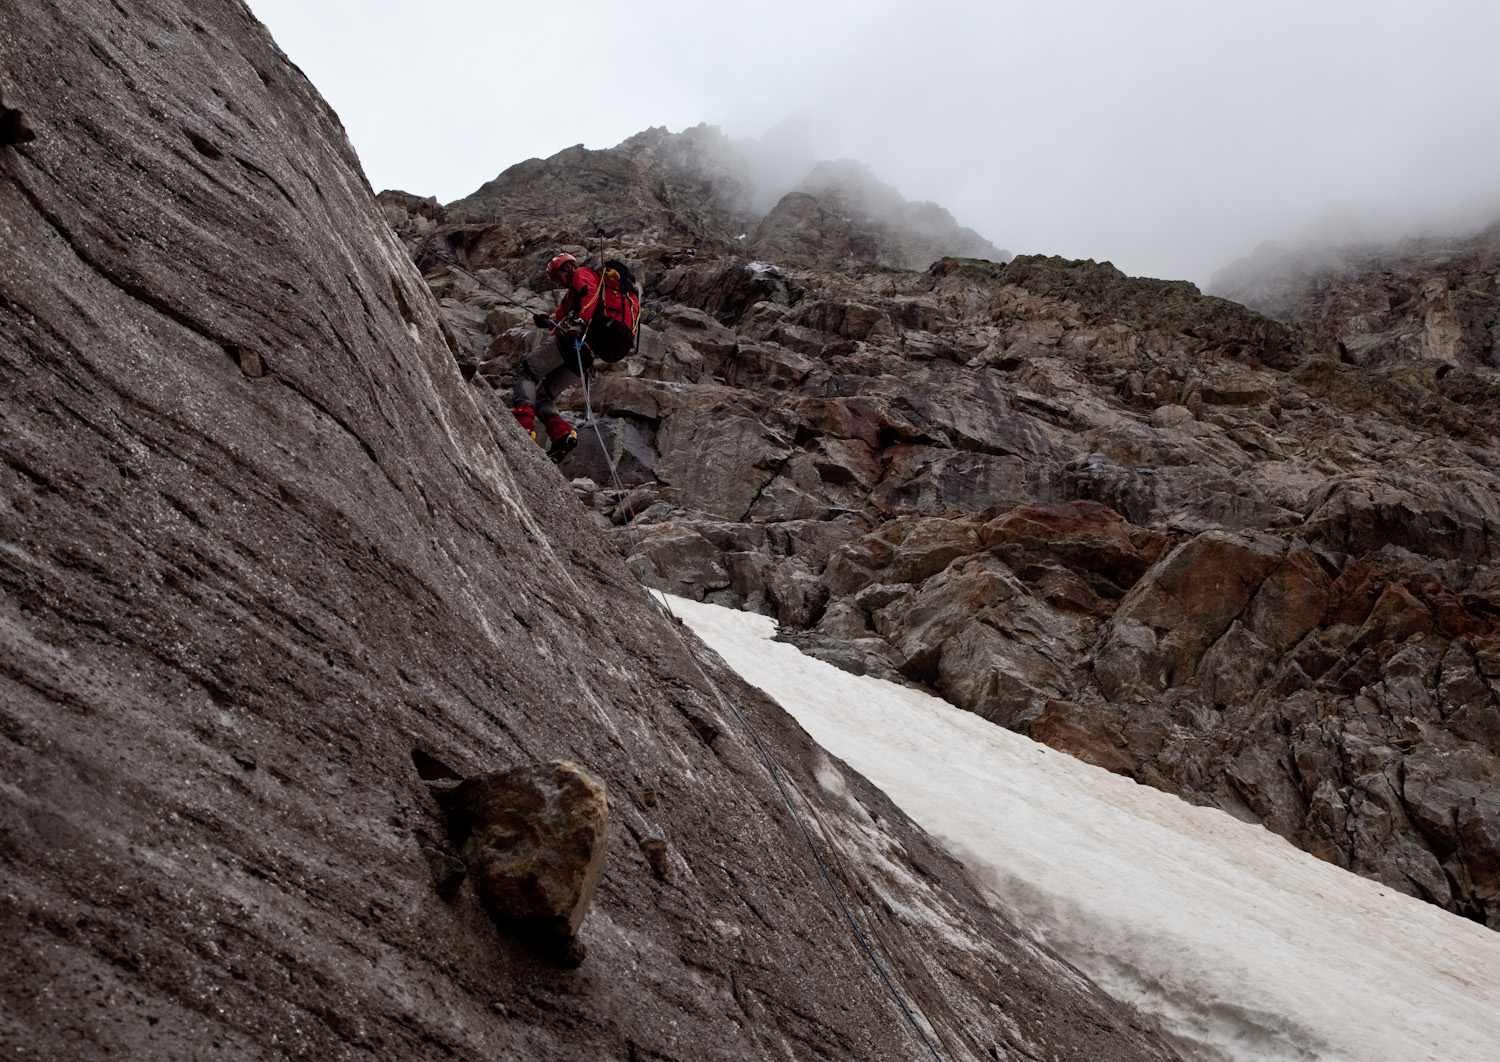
[511,252,641,462]
[510,253,591,461]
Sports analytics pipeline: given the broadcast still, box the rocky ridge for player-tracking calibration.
[394,134,1500,930]
[0,3,1181,1060]
[1212,224,1500,371]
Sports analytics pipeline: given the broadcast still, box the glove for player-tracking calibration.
[533,312,552,329]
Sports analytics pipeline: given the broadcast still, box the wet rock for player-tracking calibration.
[437,762,610,940]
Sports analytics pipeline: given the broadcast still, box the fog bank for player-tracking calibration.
[249,0,1500,285]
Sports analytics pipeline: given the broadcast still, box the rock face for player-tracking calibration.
[1212,226,1500,372]
[753,159,1008,271]
[436,762,610,942]
[0,2,1182,1060]
[396,124,1500,931]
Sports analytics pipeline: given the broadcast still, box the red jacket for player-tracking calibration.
[552,266,601,326]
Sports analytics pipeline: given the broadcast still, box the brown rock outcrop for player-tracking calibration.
[1095,531,1287,697]
[437,762,609,941]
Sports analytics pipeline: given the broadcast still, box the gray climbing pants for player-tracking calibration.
[511,331,580,424]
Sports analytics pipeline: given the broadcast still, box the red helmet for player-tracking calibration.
[546,253,577,282]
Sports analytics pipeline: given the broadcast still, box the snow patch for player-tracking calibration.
[665,594,1500,1062]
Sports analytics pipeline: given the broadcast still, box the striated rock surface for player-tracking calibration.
[0,2,1184,1060]
[395,126,1500,931]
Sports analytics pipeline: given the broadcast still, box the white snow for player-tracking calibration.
[663,594,1500,1062]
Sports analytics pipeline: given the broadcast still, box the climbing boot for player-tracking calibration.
[511,404,537,440]
[545,417,578,462]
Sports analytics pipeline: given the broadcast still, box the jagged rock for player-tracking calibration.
[877,556,1095,724]
[1096,531,1287,697]
[752,160,1007,271]
[437,762,609,941]
[983,500,1166,591]
[629,523,729,598]
[1212,224,1500,373]
[766,555,828,627]
[1302,471,1500,564]
[1242,541,1334,655]
[873,448,1031,514]
[653,403,793,520]
[558,415,656,487]
[822,517,981,598]
[445,124,759,253]
[653,258,790,325]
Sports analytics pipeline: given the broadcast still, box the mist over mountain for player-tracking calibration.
[247,0,1500,286]
[432,124,1005,272]
[1212,218,1500,371]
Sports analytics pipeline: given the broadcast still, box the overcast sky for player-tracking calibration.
[247,0,1500,285]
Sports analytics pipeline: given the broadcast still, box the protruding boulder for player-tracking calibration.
[1095,530,1286,698]
[437,762,610,941]
[983,500,1165,591]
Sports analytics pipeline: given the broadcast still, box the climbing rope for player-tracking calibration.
[400,231,949,1056]
[575,363,947,1062]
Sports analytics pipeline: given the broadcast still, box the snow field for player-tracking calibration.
[663,594,1500,1062]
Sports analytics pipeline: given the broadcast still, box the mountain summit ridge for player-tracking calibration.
[428,123,1006,271]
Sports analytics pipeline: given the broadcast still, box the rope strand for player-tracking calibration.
[578,369,946,1062]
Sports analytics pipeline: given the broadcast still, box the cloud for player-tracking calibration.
[249,0,1500,284]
